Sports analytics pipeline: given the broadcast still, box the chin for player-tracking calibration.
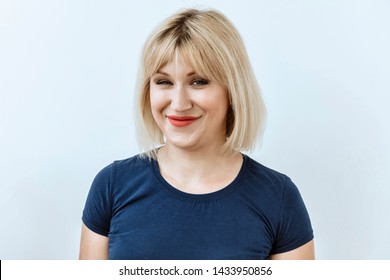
[168,140,198,149]
[166,135,200,149]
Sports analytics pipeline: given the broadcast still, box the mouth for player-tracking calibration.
[167,115,200,127]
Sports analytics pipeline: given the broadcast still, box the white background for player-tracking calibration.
[0,0,389,259]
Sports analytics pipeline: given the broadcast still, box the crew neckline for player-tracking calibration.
[150,154,249,202]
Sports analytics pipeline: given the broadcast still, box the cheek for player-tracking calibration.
[149,92,163,127]
[203,92,229,118]
[149,89,166,114]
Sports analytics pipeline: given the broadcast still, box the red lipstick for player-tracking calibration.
[167,115,199,127]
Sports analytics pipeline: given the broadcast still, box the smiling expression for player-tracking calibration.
[149,56,229,150]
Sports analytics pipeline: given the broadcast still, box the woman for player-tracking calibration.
[79,8,314,260]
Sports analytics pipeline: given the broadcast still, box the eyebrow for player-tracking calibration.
[156,70,197,77]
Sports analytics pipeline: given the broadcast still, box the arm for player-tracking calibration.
[79,223,109,260]
[269,240,315,260]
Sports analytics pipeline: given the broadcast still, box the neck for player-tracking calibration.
[160,142,234,167]
[156,143,243,194]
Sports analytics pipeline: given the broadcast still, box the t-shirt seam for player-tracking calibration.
[270,233,314,255]
[82,216,109,237]
[107,161,116,234]
[271,176,314,254]
[274,175,287,240]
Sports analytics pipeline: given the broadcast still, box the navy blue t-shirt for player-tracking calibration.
[82,154,313,259]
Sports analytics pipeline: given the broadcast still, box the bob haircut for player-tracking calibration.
[134,8,266,159]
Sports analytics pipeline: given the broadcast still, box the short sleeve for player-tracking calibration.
[82,163,113,236]
[271,177,314,254]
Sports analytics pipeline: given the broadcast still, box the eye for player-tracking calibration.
[155,80,172,86]
[192,79,209,86]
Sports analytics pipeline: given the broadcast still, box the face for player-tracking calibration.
[149,56,229,151]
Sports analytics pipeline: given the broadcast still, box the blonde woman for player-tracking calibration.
[80,8,314,260]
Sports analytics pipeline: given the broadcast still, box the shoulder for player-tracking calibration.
[91,154,151,188]
[240,155,308,217]
[112,153,151,175]
[246,156,287,181]
[103,154,157,197]
[243,155,291,197]
[243,156,310,211]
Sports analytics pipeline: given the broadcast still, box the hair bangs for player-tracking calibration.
[144,28,226,85]
[144,36,177,80]
[177,39,226,84]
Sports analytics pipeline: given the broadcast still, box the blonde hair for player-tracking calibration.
[134,8,266,158]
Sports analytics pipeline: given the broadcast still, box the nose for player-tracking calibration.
[170,85,192,112]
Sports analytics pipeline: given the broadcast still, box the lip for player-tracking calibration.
[167,115,200,127]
